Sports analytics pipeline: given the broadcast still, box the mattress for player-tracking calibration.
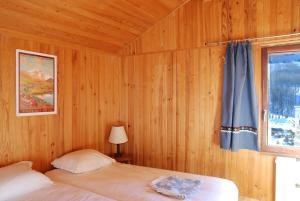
[9,183,116,201]
[46,163,238,201]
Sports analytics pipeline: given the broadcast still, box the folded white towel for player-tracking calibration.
[151,176,201,200]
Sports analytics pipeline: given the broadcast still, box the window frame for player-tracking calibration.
[261,44,300,157]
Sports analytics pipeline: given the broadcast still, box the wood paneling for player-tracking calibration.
[0,0,296,200]
[0,0,188,53]
[123,46,274,201]
[123,46,275,201]
[124,53,176,169]
[121,0,300,201]
[123,0,300,55]
[0,31,125,172]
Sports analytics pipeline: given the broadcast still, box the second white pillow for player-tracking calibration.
[0,170,53,200]
[51,149,115,174]
[0,161,33,179]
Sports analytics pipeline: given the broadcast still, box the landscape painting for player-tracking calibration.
[16,50,57,116]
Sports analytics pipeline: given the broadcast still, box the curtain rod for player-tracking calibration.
[205,32,300,46]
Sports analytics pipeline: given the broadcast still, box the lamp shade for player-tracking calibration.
[109,126,128,144]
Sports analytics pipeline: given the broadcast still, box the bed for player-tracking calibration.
[46,162,239,201]
[0,161,116,201]
[8,183,116,201]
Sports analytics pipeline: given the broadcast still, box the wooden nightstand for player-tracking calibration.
[111,154,132,164]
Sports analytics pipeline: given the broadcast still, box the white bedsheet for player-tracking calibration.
[8,183,116,201]
[46,163,238,201]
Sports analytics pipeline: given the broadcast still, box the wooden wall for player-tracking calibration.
[122,0,300,201]
[123,45,275,201]
[123,0,300,54]
[1,0,299,200]
[0,31,125,172]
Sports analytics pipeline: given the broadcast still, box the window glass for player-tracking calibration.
[268,51,300,148]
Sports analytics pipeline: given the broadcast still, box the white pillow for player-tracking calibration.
[51,149,115,174]
[0,161,32,179]
[0,170,53,200]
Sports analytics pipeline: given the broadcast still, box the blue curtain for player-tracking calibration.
[220,41,259,151]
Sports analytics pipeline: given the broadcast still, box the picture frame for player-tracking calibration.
[16,49,57,116]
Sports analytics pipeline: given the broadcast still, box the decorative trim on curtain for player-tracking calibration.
[220,41,259,151]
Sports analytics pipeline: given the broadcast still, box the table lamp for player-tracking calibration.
[109,126,128,157]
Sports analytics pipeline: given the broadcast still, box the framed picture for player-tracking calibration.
[16,49,57,116]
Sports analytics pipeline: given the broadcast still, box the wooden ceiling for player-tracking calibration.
[0,0,187,53]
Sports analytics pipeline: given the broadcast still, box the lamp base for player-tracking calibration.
[114,153,122,157]
[114,144,122,157]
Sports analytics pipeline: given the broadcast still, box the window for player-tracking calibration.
[262,44,300,156]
